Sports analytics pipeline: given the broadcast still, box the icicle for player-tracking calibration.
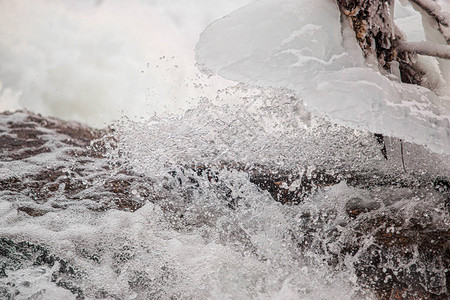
[389,0,395,37]
[390,60,402,79]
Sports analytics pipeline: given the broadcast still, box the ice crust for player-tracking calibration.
[196,0,450,154]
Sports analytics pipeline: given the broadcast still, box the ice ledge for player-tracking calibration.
[195,0,450,154]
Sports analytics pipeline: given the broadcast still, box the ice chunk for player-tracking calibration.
[196,0,361,80]
[196,0,450,154]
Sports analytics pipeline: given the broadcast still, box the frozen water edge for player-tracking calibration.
[195,0,450,154]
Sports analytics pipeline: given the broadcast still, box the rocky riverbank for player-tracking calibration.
[1,110,449,299]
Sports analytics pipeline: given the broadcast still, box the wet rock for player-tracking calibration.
[17,206,49,217]
[0,110,153,212]
[1,110,449,299]
[0,238,84,299]
[345,197,381,218]
[354,218,450,299]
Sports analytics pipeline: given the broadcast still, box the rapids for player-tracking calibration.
[1,86,449,299]
[1,0,450,299]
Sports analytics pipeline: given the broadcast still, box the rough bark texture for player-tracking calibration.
[336,0,428,85]
[338,0,396,67]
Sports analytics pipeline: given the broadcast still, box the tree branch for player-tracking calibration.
[396,41,450,59]
[408,0,450,44]
[408,0,450,27]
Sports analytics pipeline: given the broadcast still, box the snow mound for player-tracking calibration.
[195,0,450,154]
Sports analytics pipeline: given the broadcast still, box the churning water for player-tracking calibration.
[1,1,450,299]
[1,85,449,299]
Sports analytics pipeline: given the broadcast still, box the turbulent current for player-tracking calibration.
[1,0,450,299]
[1,86,449,299]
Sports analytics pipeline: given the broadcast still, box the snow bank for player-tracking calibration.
[196,0,450,154]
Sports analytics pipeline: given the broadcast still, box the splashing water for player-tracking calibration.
[1,85,449,299]
[1,1,450,299]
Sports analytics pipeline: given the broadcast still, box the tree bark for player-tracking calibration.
[336,0,450,88]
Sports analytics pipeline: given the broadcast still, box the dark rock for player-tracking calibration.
[0,238,84,299]
[17,206,49,217]
[0,110,153,212]
[345,197,381,218]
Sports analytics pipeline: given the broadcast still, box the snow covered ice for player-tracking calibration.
[196,0,450,154]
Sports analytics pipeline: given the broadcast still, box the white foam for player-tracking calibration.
[0,180,377,300]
